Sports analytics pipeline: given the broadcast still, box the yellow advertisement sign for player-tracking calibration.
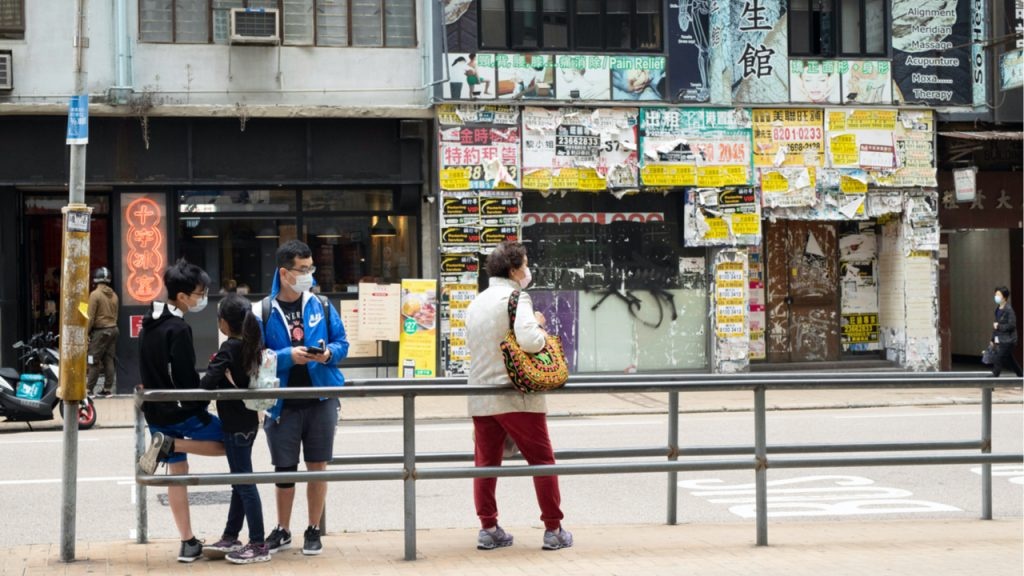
[752,109,824,167]
[398,279,438,378]
[640,164,697,186]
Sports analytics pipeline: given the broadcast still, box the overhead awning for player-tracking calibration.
[938,131,1024,141]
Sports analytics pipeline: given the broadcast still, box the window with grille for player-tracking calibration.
[789,0,888,57]
[139,0,415,46]
[480,0,661,52]
[0,0,24,40]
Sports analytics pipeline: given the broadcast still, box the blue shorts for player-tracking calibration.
[148,413,223,464]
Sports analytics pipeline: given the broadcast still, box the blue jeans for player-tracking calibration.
[223,429,265,544]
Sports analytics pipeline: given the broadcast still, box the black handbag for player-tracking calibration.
[981,344,996,365]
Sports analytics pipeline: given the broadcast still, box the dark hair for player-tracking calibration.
[276,239,312,269]
[996,286,1011,300]
[218,293,263,378]
[485,241,527,278]
[165,259,210,303]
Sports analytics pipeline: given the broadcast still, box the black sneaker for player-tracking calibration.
[266,526,291,554]
[302,526,323,556]
[178,538,203,563]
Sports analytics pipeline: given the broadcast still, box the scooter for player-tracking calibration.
[0,332,97,430]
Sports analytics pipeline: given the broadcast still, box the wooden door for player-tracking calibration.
[765,222,840,362]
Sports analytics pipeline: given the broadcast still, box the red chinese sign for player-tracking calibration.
[125,197,165,303]
[130,315,144,338]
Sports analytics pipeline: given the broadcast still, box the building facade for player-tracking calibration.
[0,0,439,387]
[0,0,1020,384]
[431,0,1023,375]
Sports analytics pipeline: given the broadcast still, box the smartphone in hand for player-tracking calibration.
[305,339,327,356]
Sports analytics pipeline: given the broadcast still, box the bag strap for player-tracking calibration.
[507,290,520,327]
[261,296,271,327]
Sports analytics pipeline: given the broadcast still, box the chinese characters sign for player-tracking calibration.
[640,107,753,187]
[438,105,521,190]
[122,195,166,305]
[731,0,789,103]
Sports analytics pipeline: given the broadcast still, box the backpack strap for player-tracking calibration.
[316,294,332,343]
[507,290,520,327]
[261,296,271,327]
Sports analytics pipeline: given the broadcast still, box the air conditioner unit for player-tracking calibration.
[229,8,279,45]
[0,52,12,91]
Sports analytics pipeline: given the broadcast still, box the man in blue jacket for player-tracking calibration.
[257,240,348,556]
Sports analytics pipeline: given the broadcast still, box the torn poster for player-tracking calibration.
[758,166,817,208]
[439,121,521,190]
[439,253,479,285]
[825,108,899,173]
[639,107,753,187]
[441,283,477,377]
[713,249,750,373]
[522,107,639,190]
[684,187,762,246]
[877,110,936,188]
[748,245,766,360]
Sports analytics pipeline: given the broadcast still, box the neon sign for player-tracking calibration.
[125,197,165,303]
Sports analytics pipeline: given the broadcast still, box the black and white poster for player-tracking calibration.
[892,0,973,106]
[729,0,789,103]
[668,0,711,102]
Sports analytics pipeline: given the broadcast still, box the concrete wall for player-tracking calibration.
[0,1,431,112]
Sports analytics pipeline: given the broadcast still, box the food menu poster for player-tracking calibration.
[338,300,378,358]
[357,283,401,342]
[398,279,438,378]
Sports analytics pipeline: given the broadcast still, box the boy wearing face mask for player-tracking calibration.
[137,258,227,563]
[257,240,349,557]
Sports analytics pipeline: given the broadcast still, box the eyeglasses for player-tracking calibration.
[190,289,208,297]
[288,266,317,275]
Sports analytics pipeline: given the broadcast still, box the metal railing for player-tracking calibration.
[134,372,1023,560]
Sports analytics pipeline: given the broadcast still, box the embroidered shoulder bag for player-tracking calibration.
[500,290,569,393]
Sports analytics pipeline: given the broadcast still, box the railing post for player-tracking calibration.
[403,393,417,560]
[981,387,992,520]
[754,385,767,546]
[666,391,679,525]
[134,398,148,543]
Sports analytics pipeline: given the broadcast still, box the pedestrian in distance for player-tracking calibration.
[200,294,271,565]
[136,259,227,563]
[86,267,119,397]
[257,240,348,556]
[990,286,1022,378]
[465,241,573,551]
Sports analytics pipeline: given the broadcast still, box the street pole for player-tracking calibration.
[59,0,91,563]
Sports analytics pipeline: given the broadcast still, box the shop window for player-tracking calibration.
[179,189,297,213]
[517,191,706,372]
[482,0,662,52]
[141,0,416,46]
[789,0,886,57]
[301,189,393,211]
[24,195,111,334]
[0,0,24,40]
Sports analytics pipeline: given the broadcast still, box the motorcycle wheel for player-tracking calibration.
[58,398,97,430]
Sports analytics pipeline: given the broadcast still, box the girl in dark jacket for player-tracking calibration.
[201,294,271,564]
[990,286,1022,378]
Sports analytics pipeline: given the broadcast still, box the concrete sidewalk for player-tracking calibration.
[7,518,1022,576]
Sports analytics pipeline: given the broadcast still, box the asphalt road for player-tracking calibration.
[0,405,1021,547]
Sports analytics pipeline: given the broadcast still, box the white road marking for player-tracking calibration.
[834,410,1021,419]
[679,474,962,518]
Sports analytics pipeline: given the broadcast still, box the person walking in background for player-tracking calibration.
[201,294,271,565]
[258,240,348,556]
[136,259,226,563]
[86,267,119,397]
[465,241,573,551]
[990,286,1022,378]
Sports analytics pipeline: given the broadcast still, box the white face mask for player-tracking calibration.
[190,295,208,314]
[291,272,314,293]
[518,266,532,289]
[995,294,1004,305]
